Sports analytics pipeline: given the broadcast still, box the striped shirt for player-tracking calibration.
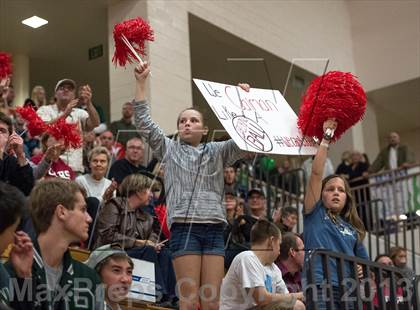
[133,101,245,228]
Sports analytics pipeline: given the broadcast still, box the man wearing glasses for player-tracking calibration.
[37,79,100,174]
[275,233,305,293]
[108,137,150,184]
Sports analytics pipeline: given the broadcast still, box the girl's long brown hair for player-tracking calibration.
[321,174,366,241]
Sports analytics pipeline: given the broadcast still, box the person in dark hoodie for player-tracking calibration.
[0,182,32,309]
[0,112,34,195]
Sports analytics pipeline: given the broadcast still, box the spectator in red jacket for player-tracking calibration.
[31,133,75,180]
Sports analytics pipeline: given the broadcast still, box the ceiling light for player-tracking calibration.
[21,16,48,29]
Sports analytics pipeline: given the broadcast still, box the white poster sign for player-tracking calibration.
[128,258,156,303]
[193,79,317,155]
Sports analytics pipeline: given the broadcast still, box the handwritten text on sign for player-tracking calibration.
[193,79,317,155]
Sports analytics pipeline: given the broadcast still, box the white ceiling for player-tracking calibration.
[0,0,113,118]
[367,77,420,139]
[0,0,111,59]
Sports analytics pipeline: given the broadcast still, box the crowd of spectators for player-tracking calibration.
[0,67,418,310]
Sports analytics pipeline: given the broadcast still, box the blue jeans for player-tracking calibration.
[169,223,225,258]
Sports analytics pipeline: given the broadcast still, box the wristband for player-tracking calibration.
[320,141,329,148]
[323,128,334,141]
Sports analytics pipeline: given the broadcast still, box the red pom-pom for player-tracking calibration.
[112,17,154,66]
[15,106,47,137]
[0,52,12,79]
[47,118,82,149]
[297,71,366,142]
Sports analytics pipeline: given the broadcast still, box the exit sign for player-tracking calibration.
[89,45,103,60]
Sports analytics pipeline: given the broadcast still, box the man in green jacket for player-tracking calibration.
[108,102,139,147]
[369,132,414,173]
[6,178,104,309]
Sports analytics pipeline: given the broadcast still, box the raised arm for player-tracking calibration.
[79,85,100,131]
[304,119,337,214]
[132,63,171,160]
[134,63,150,102]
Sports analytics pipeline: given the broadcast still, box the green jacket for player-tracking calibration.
[0,263,11,307]
[6,241,104,310]
[369,144,414,173]
[108,119,139,147]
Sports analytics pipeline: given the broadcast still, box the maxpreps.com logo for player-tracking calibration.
[8,278,104,309]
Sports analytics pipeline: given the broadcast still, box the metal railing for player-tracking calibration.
[239,163,420,272]
[349,165,420,273]
[305,249,418,309]
[349,164,420,219]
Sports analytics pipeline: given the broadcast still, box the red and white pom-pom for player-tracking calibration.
[0,52,12,79]
[15,106,47,137]
[112,17,154,66]
[47,117,82,149]
[297,71,366,142]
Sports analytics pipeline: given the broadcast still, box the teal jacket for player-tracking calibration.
[5,241,104,310]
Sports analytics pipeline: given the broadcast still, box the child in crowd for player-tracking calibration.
[85,244,134,310]
[31,133,75,180]
[303,119,368,309]
[220,219,305,309]
[132,62,250,309]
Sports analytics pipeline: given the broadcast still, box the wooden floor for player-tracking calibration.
[120,299,172,310]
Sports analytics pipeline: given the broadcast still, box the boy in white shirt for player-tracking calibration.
[220,220,305,310]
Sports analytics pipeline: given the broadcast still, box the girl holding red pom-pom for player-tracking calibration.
[133,62,251,309]
[303,119,368,309]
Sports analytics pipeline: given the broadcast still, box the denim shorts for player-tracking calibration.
[169,223,225,258]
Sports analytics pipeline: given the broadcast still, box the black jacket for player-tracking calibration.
[0,155,34,195]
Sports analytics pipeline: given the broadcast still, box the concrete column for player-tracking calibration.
[11,54,30,107]
[361,102,380,163]
[107,0,149,123]
[352,122,365,153]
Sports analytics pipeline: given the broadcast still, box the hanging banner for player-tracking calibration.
[193,78,317,155]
